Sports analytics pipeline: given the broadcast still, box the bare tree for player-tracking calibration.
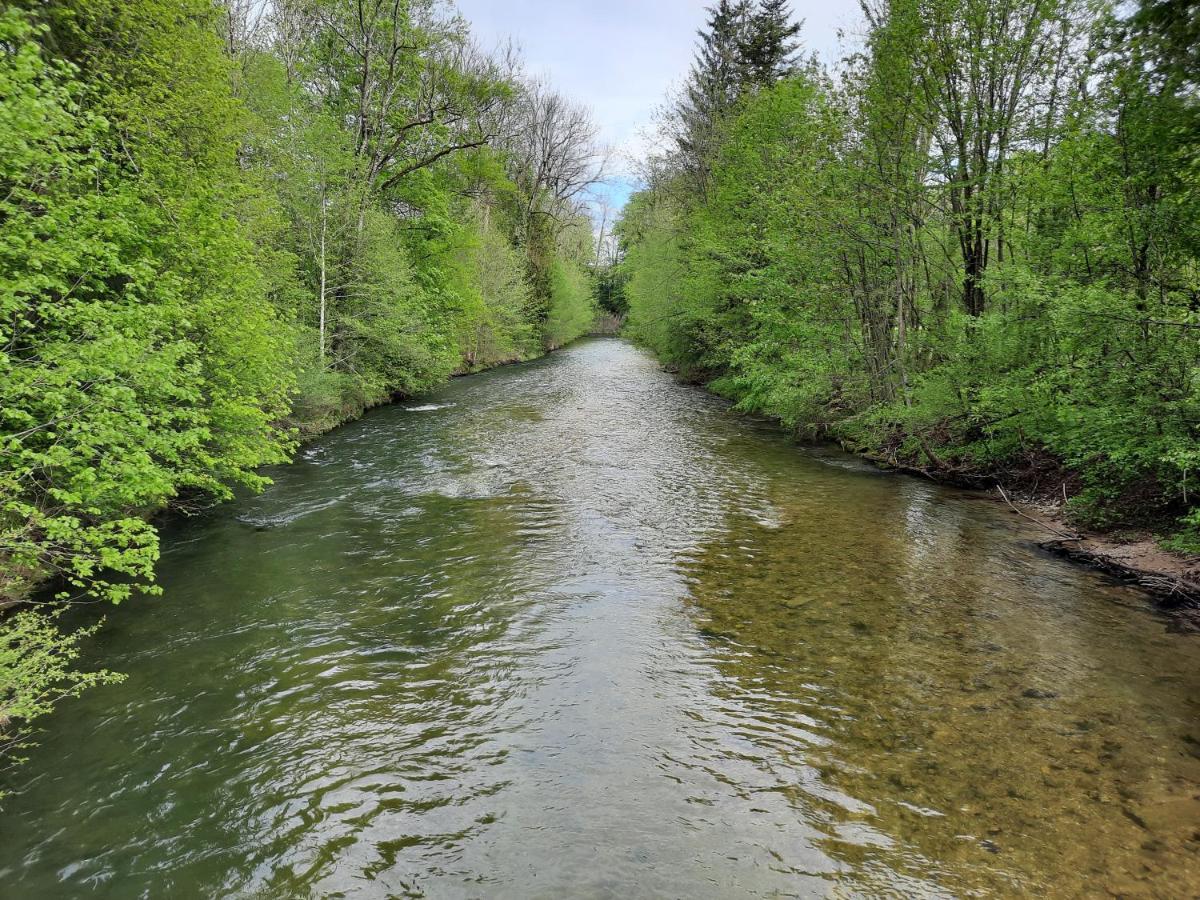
[218,0,269,55]
[503,79,608,235]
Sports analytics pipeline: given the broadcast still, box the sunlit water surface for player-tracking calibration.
[2,338,1199,898]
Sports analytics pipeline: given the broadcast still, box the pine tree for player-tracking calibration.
[689,0,751,116]
[674,1,751,187]
[740,0,801,85]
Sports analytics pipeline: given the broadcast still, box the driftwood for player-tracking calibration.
[995,485,1079,541]
[1040,537,1200,612]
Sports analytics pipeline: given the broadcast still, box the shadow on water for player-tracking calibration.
[1,338,1198,898]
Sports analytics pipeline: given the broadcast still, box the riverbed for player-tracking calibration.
[2,338,1198,897]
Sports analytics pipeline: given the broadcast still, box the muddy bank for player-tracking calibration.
[848,443,1200,619]
[1037,528,1200,619]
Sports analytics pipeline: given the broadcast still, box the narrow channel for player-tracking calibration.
[2,339,1197,897]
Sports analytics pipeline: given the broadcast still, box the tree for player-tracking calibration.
[671,0,751,190]
[1,0,604,769]
[741,0,801,85]
[1131,0,1200,91]
[501,80,606,331]
[298,0,514,228]
[914,0,1071,316]
[620,0,1200,546]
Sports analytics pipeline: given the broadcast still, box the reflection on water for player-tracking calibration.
[1,338,1197,898]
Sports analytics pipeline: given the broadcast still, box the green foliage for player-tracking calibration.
[1,607,124,793]
[1,3,294,606]
[619,194,707,375]
[446,203,539,370]
[0,0,602,773]
[544,258,597,350]
[621,0,1200,543]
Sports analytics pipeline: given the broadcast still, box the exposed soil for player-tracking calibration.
[1030,515,1200,622]
[848,439,1200,623]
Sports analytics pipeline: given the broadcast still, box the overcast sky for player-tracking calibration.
[453,0,865,211]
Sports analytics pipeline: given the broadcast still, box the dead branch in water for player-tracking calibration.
[996,484,1080,541]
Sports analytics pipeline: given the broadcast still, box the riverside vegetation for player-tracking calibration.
[3,339,1199,896]
[1,0,603,770]
[618,1,1200,566]
[3,0,1198,797]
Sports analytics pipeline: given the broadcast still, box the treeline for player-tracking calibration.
[619,0,1200,546]
[1,0,601,761]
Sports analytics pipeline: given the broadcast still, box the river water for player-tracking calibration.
[2,338,1198,898]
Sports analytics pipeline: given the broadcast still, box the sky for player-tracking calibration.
[453,0,865,213]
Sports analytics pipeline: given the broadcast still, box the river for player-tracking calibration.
[2,338,1198,898]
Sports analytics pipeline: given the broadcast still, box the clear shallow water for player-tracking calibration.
[2,338,1199,898]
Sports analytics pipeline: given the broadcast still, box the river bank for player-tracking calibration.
[843,441,1200,618]
[1,341,582,613]
[0,341,586,770]
[650,356,1200,619]
[4,337,1198,897]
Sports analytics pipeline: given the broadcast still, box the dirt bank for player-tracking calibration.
[1028,512,1200,620]
[850,443,1200,624]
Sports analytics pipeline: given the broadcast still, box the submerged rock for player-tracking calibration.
[1022,688,1059,700]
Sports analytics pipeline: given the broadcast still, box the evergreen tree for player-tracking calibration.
[674,1,751,186]
[741,0,801,85]
[671,1,801,189]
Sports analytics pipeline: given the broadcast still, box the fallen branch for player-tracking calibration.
[996,484,1080,541]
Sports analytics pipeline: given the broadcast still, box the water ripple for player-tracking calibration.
[2,340,1198,899]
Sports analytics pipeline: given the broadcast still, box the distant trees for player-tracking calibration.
[226,0,604,413]
[501,80,607,331]
[507,81,607,229]
[620,0,1200,547]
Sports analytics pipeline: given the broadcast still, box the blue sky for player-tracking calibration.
[453,0,864,213]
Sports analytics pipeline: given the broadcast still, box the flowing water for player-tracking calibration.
[2,338,1199,898]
